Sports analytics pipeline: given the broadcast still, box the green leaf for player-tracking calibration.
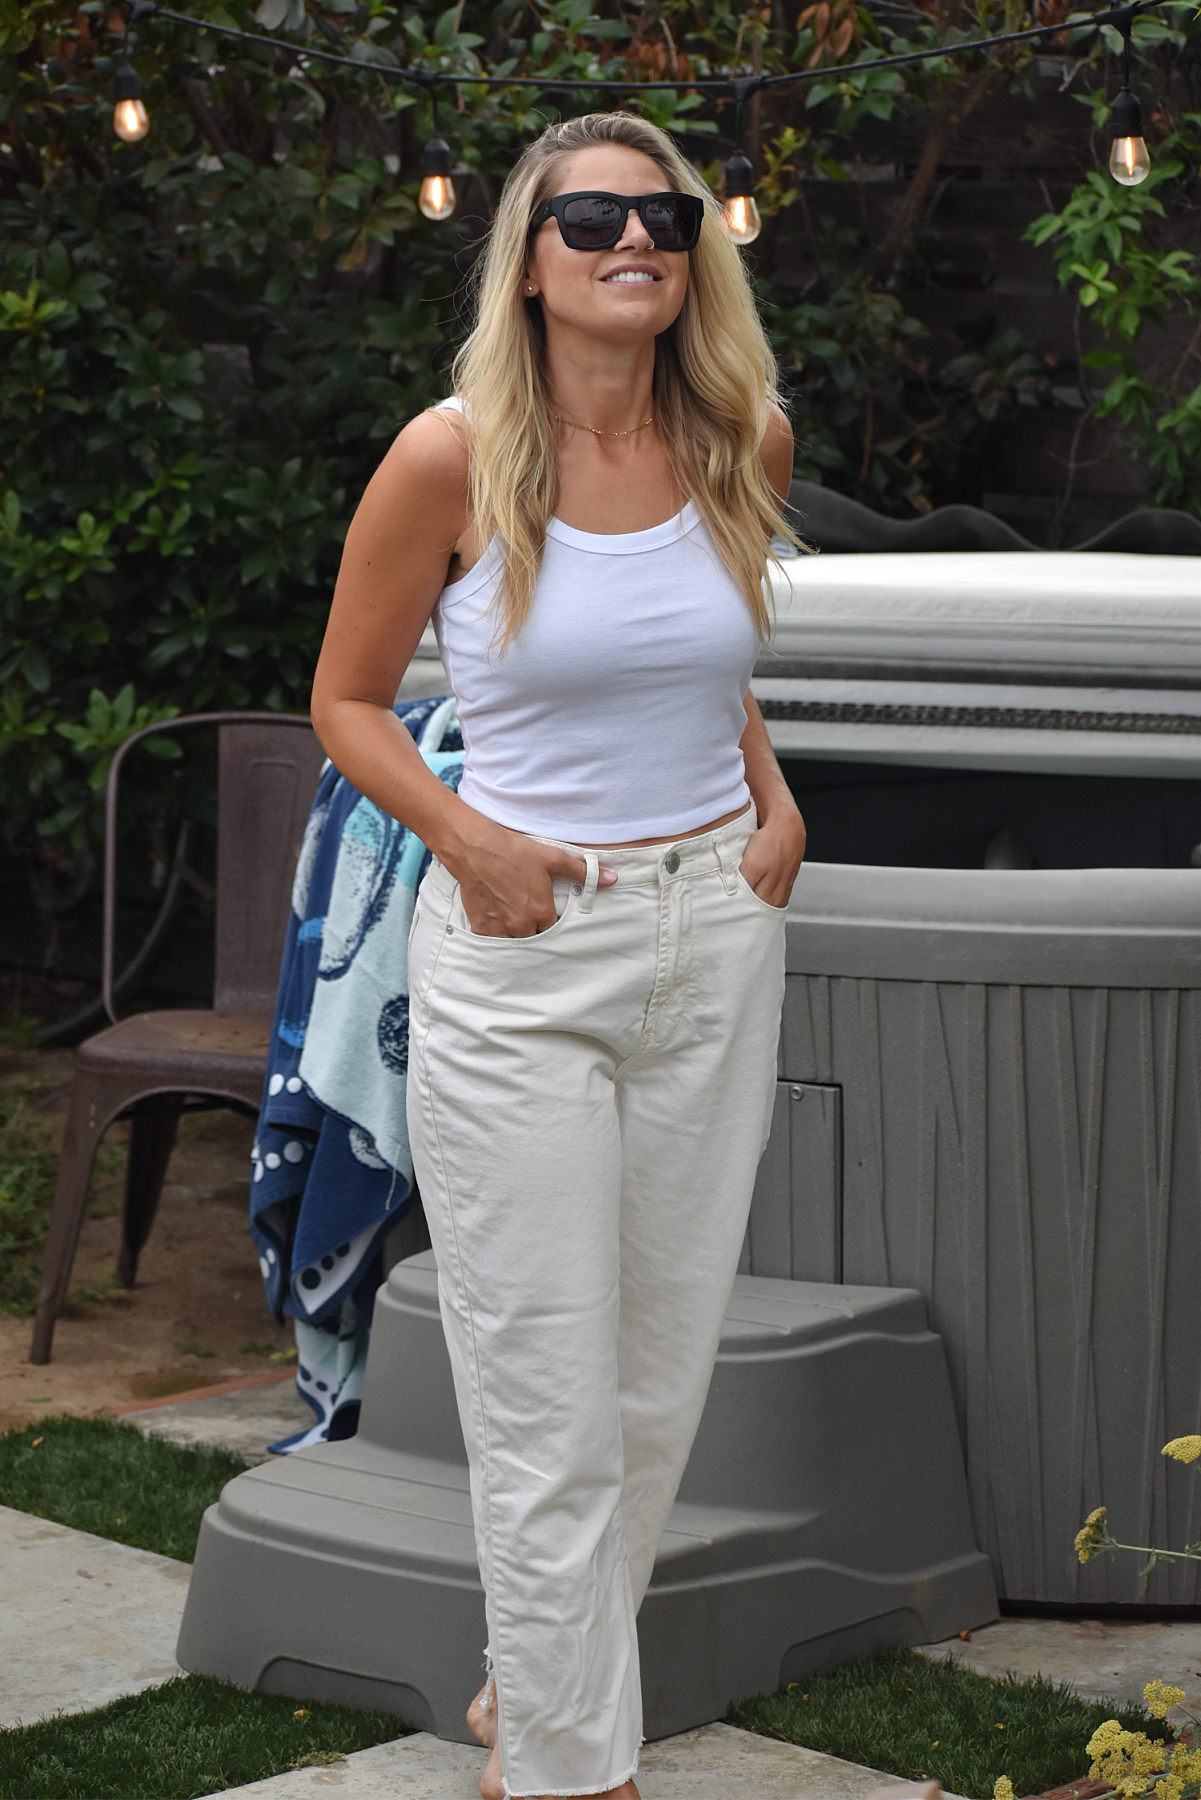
[43,239,70,293]
[21,649,50,693]
[433,3,462,43]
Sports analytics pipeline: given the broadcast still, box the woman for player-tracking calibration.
[311,110,805,1800]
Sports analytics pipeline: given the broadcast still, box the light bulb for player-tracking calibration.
[418,171,455,221]
[721,151,761,246]
[114,96,149,142]
[418,136,455,222]
[723,192,762,246]
[113,62,149,142]
[1108,88,1150,186]
[1109,134,1150,185]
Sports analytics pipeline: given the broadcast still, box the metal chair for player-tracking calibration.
[30,713,326,1364]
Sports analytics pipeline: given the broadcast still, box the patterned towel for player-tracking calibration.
[250,695,463,1449]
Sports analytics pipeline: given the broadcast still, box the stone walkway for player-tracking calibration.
[120,1372,312,1464]
[1,1503,189,1727]
[919,1616,1201,1730]
[211,1722,957,1799]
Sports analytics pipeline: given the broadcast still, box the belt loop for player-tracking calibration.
[577,851,600,914]
[715,834,739,896]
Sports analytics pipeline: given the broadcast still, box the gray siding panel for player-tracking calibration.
[772,912,1201,1602]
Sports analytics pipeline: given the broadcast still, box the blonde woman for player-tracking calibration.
[311,111,806,1800]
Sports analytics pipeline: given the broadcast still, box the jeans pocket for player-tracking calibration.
[734,866,788,916]
[449,877,575,944]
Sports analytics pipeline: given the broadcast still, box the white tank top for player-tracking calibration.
[430,401,759,843]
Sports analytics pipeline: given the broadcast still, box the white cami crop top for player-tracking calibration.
[430,398,760,842]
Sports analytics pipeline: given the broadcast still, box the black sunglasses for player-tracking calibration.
[529,190,704,253]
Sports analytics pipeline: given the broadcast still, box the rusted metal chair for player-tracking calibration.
[30,713,326,1364]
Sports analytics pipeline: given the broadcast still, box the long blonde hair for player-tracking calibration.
[450,111,796,646]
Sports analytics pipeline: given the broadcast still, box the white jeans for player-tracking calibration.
[406,806,786,1798]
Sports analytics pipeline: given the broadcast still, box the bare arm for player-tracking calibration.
[738,403,807,906]
[739,695,806,905]
[310,411,591,935]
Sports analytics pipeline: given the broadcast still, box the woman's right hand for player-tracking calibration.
[444,818,616,937]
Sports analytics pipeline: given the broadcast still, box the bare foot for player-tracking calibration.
[466,1687,641,1800]
[467,1684,502,1800]
[468,1682,498,1752]
[480,1746,503,1800]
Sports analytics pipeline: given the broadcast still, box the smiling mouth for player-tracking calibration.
[603,270,659,284]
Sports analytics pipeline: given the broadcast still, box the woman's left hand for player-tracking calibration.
[739,805,806,910]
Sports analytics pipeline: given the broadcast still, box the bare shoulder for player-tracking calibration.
[341,405,471,570]
[366,404,470,516]
[759,402,794,503]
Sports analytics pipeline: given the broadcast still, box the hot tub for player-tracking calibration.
[745,545,1201,1607]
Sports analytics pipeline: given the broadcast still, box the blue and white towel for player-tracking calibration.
[250,695,463,1450]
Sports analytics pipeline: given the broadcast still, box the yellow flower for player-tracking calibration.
[1131,1737,1166,1778]
[993,1779,1015,1800]
[1144,1678,1186,1718]
[1162,1436,1201,1464]
[1087,1717,1127,1759]
[1170,1748,1201,1785]
[1088,1719,1147,1788]
[1075,1506,1109,1565]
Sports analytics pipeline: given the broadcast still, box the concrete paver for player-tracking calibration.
[920,1615,1201,1728]
[213,1722,969,1799]
[125,1378,312,1465]
[1,1503,187,1727]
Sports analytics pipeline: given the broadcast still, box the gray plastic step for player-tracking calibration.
[177,1253,995,1736]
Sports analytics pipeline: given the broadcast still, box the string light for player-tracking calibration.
[721,150,762,246]
[719,80,764,247]
[418,134,456,221]
[107,0,1171,218]
[113,58,149,141]
[1107,9,1150,185]
[1109,88,1150,183]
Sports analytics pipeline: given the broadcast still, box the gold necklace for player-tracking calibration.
[557,412,654,439]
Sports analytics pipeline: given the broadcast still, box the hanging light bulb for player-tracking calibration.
[721,151,761,246]
[418,136,455,222]
[1108,86,1150,185]
[113,59,149,142]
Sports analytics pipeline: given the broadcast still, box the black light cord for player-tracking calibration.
[130,0,1165,103]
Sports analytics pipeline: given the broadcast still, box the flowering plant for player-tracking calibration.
[989,1441,1201,1800]
[992,1682,1199,1800]
[1075,1439,1201,1578]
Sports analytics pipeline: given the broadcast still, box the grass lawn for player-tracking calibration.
[0,1415,244,1562]
[0,1676,408,1800]
[731,1645,1167,1799]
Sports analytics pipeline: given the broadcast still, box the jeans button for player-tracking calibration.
[571,883,583,896]
[664,851,680,874]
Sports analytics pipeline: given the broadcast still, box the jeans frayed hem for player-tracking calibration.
[503,1747,641,1799]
